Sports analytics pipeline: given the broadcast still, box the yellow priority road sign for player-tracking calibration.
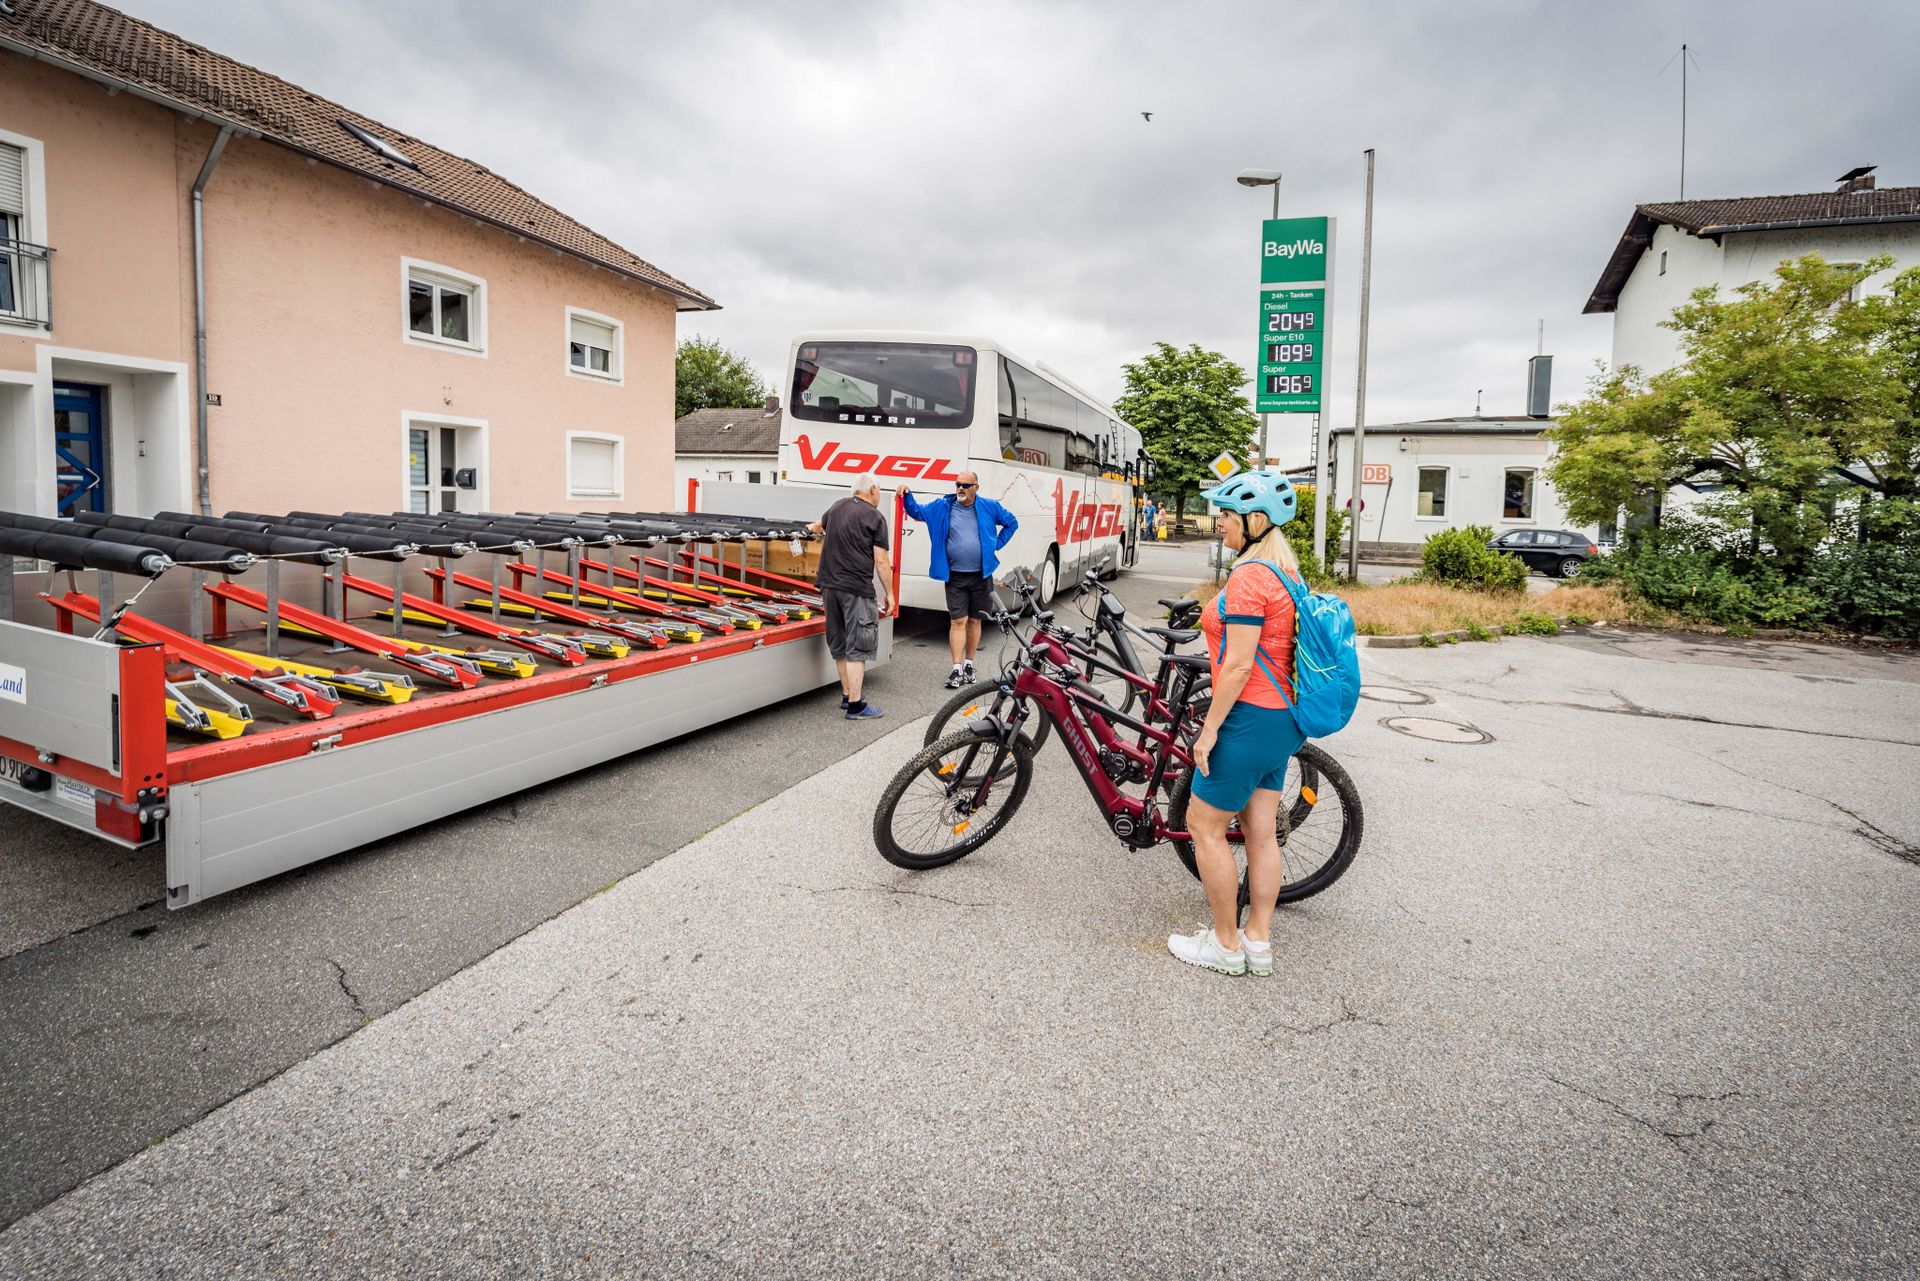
[1207,451,1241,482]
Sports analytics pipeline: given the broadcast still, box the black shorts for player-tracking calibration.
[824,590,879,662]
[944,571,993,621]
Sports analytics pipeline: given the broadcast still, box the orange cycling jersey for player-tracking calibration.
[1198,559,1298,710]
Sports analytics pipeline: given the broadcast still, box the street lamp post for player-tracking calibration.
[1345,148,1377,583]
[1237,169,1281,470]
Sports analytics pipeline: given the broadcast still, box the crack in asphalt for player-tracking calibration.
[778,882,997,909]
[1417,683,1920,748]
[463,984,571,1073]
[1264,994,1385,1038]
[1544,1074,1732,1160]
[1685,750,1920,868]
[430,1109,524,1172]
[325,958,367,1023]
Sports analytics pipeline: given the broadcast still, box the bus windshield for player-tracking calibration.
[790,342,975,429]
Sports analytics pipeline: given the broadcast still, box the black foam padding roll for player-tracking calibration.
[0,512,75,534]
[0,526,170,575]
[83,526,252,572]
[229,521,412,560]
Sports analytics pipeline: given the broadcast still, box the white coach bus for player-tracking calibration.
[777,332,1146,610]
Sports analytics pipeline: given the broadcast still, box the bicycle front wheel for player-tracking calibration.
[923,682,1051,755]
[874,730,1037,870]
[1167,743,1363,904]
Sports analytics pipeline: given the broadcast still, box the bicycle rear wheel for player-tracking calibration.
[874,730,1036,870]
[924,682,1051,755]
[1167,743,1363,905]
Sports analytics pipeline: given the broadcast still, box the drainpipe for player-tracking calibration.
[192,126,236,516]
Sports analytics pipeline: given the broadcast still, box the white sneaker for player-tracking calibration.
[1243,938,1274,977]
[1167,927,1245,976]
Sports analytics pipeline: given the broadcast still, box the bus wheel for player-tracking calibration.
[1038,548,1059,602]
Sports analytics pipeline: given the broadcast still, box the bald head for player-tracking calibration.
[955,471,979,505]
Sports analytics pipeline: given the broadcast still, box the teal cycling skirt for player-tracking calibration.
[1190,701,1306,814]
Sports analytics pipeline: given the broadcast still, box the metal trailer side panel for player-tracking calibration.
[165,622,890,907]
[0,618,125,768]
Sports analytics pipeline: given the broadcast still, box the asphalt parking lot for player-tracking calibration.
[2,608,1914,1277]
[0,543,1208,1230]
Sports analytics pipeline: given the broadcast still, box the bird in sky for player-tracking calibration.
[1141,111,1153,122]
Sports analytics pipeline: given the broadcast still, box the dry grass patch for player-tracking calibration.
[1335,580,1669,636]
[1197,576,1667,636]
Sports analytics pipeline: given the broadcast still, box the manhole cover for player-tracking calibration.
[1380,716,1492,744]
[1359,685,1433,705]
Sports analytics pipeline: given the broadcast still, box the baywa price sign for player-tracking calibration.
[1255,216,1333,415]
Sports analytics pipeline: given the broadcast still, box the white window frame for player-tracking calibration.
[0,126,50,336]
[1501,466,1537,522]
[564,307,624,384]
[400,411,490,512]
[401,258,487,356]
[1414,465,1449,520]
[565,430,624,501]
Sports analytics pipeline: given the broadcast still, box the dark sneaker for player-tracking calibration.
[944,666,965,689]
[839,695,849,710]
[846,703,885,720]
[962,660,977,684]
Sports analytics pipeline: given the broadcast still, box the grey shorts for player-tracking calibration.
[824,590,879,662]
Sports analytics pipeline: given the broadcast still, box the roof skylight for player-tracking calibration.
[338,119,417,169]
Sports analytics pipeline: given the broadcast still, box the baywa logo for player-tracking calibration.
[1264,238,1325,260]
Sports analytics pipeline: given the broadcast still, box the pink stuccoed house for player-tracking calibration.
[0,0,716,523]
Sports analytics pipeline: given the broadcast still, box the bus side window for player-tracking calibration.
[999,359,1020,460]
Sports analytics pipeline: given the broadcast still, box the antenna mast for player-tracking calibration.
[1660,42,1701,199]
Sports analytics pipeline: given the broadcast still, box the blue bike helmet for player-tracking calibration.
[1200,468,1297,529]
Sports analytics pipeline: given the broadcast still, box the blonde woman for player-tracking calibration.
[1168,470,1306,977]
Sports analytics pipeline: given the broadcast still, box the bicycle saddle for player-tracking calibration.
[1142,625,1199,646]
[1156,597,1193,612]
[1165,653,1211,672]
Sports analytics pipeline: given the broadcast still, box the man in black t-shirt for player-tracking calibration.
[807,475,893,720]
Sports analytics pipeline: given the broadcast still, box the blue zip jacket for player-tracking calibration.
[901,491,1019,581]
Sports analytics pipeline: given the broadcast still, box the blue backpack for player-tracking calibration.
[1215,559,1362,738]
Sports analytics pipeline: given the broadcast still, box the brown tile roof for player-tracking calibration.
[0,0,718,310]
[675,407,780,456]
[1583,184,1920,314]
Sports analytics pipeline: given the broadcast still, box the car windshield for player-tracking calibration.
[790,342,976,428]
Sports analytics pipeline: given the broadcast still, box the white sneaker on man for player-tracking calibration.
[1242,938,1274,977]
[962,659,977,684]
[944,665,966,689]
[1167,927,1246,976]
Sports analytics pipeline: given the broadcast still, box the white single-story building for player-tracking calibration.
[674,399,780,500]
[1584,168,1920,376]
[1325,415,1603,550]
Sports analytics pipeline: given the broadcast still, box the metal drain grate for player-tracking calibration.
[1359,685,1433,706]
[1380,716,1492,744]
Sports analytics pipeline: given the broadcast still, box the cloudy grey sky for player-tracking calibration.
[129,0,1919,464]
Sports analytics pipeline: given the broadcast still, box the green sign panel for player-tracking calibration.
[1256,289,1324,413]
[1260,217,1330,284]
[1254,216,1332,415]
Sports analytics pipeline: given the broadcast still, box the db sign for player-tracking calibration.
[1361,463,1392,485]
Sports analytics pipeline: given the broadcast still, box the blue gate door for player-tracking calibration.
[53,382,108,515]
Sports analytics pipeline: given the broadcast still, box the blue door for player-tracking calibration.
[53,382,108,515]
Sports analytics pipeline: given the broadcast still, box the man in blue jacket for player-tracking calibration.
[902,471,1019,687]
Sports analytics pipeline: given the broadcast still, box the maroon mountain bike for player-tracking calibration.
[872,584,1363,912]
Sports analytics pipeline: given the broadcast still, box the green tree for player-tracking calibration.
[1112,342,1258,528]
[1546,255,1905,573]
[675,335,769,419]
[1847,262,1920,535]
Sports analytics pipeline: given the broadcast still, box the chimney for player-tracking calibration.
[1526,355,1553,419]
[1836,166,1877,193]
[763,394,781,415]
